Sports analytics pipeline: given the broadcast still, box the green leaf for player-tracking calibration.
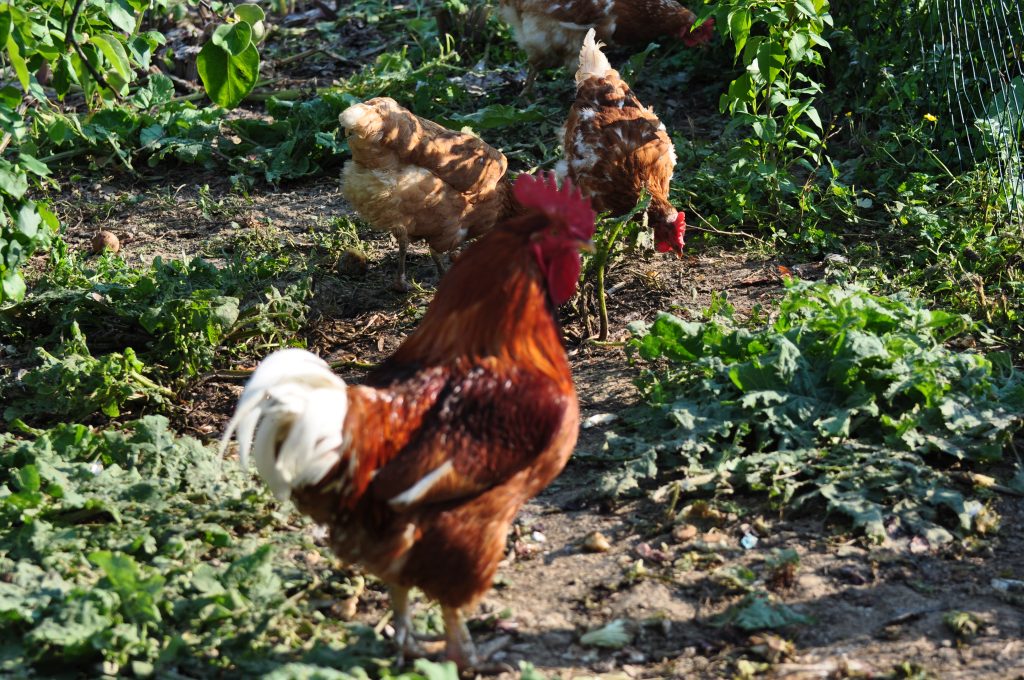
[413,660,461,680]
[6,34,29,91]
[0,9,11,46]
[14,201,42,238]
[17,153,49,177]
[233,4,266,24]
[727,9,751,59]
[210,22,253,57]
[788,31,810,61]
[0,160,28,199]
[793,0,819,19]
[756,40,787,87]
[15,465,42,493]
[99,0,137,33]
[1,270,26,301]
[717,592,811,631]
[90,34,132,81]
[196,42,260,109]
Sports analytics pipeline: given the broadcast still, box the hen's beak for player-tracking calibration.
[578,239,596,254]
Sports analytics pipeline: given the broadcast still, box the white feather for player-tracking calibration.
[220,348,349,501]
[575,28,612,86]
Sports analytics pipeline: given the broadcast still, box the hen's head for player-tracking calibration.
[653,210,686,256]
[514,172,596,305]
[679,16,715,47]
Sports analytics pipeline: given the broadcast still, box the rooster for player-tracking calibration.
[340,97,520,290]
[221,173,594,670]
[498,0,714,90]
[559,28,686,255]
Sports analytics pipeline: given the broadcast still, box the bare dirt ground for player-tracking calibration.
[46,176,1024,679]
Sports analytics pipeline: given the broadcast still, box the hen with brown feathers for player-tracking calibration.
[340,97,520,290]
[498,0,713,77]
[561,29,685,254]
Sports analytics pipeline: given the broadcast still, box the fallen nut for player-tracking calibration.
[91,230,120,254]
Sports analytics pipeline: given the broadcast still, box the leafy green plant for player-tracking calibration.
[0,415,472,677]
[602,281,1023,542]
[196,4,266,109]
[714,591,810,631]
[581,194,651,341]
[4,321,171,422]
[704,0,834,227]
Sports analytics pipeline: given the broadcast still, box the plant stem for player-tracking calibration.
[595,218,626,341]
[64,0,121,100]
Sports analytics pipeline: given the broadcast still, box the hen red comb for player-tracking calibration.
[682,17,715,47]
[514,172,596,241]
[656,212,686,254]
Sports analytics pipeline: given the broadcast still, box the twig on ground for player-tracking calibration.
[276,47,355,67]
[950,471,1024,497]
[687,208,765,243]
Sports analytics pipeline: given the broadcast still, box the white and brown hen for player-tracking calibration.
[499,0,714,89]
[558,28,685,254]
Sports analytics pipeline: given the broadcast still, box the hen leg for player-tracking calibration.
[392,237,410,292]
[441,606,478,670]
[429,249,448,279]
[441,606,511,674]
[518,65,538,100]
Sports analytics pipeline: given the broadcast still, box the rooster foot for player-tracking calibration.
[443,608,514,675]
[391,275,410,293]
[459,635,514,675]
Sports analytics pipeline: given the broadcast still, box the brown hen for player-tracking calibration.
[498,0,714,89]
[340,97,519,290]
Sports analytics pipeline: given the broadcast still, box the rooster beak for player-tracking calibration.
[578,239,596,254]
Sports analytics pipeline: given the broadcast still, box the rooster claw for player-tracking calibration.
[458,659,514,676]
[459,635,514,675]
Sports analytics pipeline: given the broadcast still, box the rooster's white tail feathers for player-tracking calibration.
[220,348,349,501]
[575,28,612,86]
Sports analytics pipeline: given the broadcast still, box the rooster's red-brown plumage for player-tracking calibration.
[221,174,595,670]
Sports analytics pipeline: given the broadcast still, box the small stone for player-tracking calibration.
[672,523,698,543]
[91,230,120,254]
[583,530,611,553]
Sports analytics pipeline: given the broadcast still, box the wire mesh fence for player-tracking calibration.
[925,0,1023,222]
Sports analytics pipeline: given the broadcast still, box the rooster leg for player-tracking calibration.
[391,586,428,665]
[392,237,410,292]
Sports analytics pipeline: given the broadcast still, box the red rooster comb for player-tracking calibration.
[514,172,596,241]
